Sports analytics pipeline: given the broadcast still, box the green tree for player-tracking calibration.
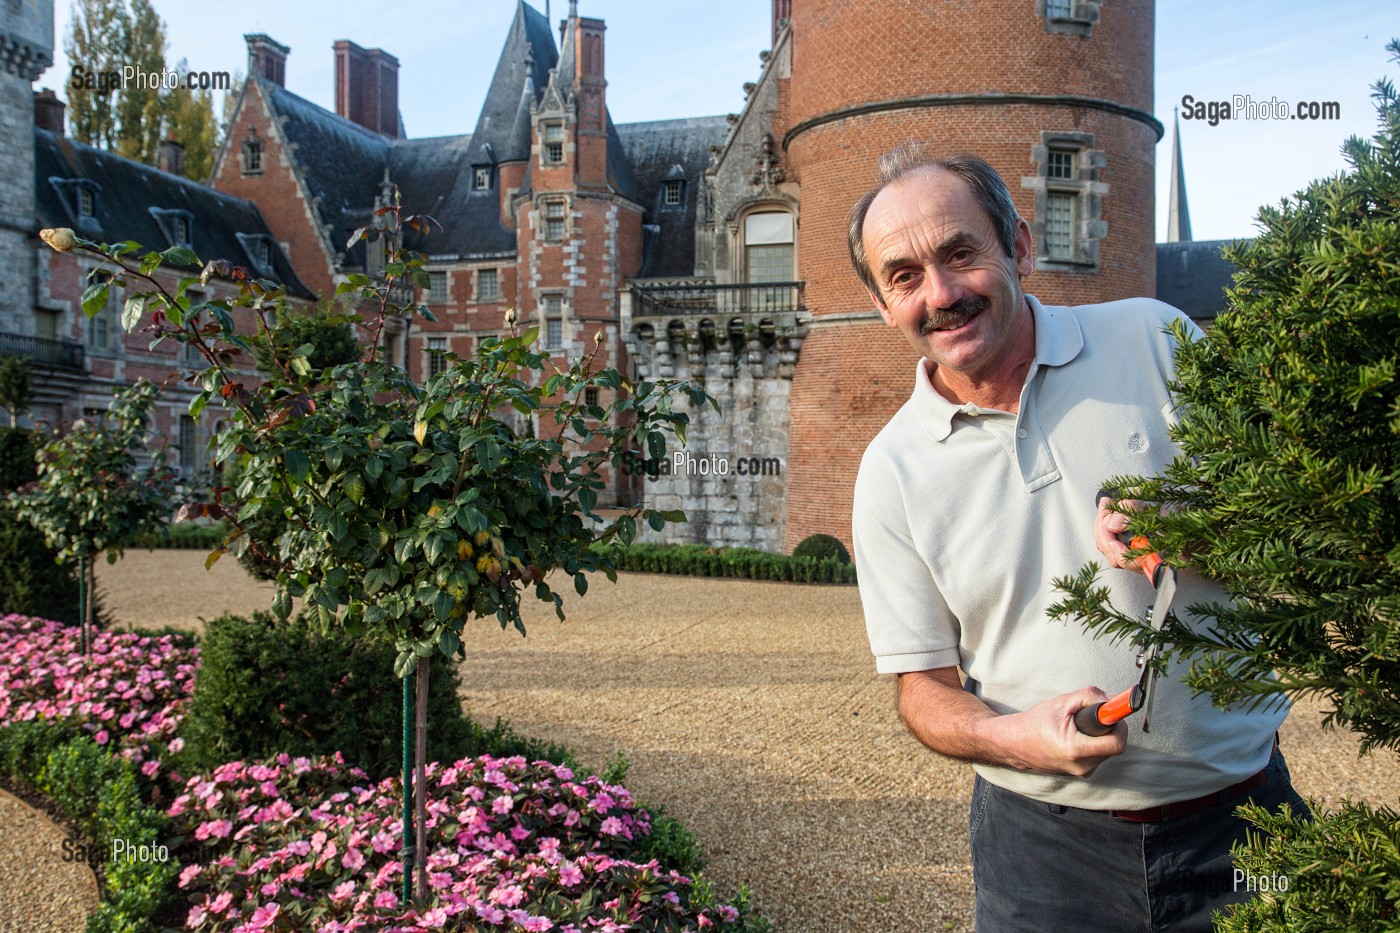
[113,0,164,164]
[164,58,219,180]
[65,0,129,150]
[1053,40,1400,932]
[38,198,717,904]
[0,356,32,428]
[8,380,175,654]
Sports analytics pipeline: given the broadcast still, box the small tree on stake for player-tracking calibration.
[36,196,717,903]
[8,379,175,657]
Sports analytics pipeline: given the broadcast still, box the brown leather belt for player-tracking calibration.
[1106,756,1274,823]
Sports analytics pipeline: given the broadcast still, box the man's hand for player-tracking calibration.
[974,686,1129,777]
[1095,495,1151,572]
[897,669,1128,778]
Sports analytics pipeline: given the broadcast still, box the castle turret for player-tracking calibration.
[780,0,1160,551]
[0,0,53,336]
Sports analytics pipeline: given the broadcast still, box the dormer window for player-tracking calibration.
[78,187,95,217]
[663,180,685,207]
[542,123,565,166]
[474,166,491,190]
[235,232,279,275]
[150,208,195,251]
[241,131,264,175]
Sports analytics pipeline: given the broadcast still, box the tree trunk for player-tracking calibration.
[414,654,429,901]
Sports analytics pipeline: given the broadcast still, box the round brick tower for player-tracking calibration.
[780,0,1161,552]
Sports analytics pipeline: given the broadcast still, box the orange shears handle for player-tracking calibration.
[1074,684,1143,736]
[1130,535,1165,585]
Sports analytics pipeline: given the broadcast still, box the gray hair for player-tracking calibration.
[847,143,1020,305]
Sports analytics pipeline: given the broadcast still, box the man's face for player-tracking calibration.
[861,167,1035,387]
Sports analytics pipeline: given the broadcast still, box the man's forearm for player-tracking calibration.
[896,667,1127,777]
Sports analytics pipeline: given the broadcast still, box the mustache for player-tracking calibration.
[919,295,990,335]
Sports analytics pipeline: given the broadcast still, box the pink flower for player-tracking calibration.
[342,846,365,872]
[209,891,233,914]
[598,817,624,836]
[193,819,231,840]
[178,863,202,888]
[373,890,398,909]
[330,880,356,903]
[94,729,110,745]
[558,862,583,887]
[418,907,449,928]
[246,902,280,930]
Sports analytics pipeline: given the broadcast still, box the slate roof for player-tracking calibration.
[233,1,715,273]
[33,129,313,298]
[616,117,728,278]
[465,2,557,168]
[261,81,392,266]
[1155,240,1243,323]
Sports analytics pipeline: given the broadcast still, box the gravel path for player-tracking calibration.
[1,549,1382,932]
[0,788,99,931]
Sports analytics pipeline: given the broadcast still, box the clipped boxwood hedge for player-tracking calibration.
[180,611,574,780]
[596,542,857,584]
[0,720,178,933]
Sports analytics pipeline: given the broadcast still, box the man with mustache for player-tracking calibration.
[848,144,1304,931]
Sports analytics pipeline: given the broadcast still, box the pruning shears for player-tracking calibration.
[1074,489,1178,736]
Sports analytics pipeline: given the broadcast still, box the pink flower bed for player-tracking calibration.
[0,613,196,781]
[0,615,747,930]
[171,753,739,932]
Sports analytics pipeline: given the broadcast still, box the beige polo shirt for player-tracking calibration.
[853,295,1285,810]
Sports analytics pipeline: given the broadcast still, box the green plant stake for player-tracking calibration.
[402,669,414,905]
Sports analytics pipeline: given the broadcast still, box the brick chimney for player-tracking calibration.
[245,34,289,87]
[34,88,64,135]
[159,138,185,176]
[334,40,400,138]
[772,0,791,45]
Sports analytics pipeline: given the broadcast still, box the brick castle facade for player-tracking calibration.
[1,0,1226,554]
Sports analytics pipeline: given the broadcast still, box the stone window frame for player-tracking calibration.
[1039,0,1102,36]
[541,294,564,349]
[240,131,264,175]
[1022,132,1107,270]
[541,199,568,243]
[477,268,499,301]
[427,270,449,304]
[425,336,448,378]
[542,122,566,166]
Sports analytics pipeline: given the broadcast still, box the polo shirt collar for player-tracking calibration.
[910,294,1084,442]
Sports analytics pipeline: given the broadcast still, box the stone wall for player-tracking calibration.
[0,0,53,335]
[624,303,805,551]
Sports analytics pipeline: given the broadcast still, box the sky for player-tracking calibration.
[37,0,1398,242]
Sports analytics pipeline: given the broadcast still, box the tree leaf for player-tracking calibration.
[122,295,145,333]
[283,449,310,485]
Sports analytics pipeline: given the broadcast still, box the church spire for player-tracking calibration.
[1167,108,1192,242]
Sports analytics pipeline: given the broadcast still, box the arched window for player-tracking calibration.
[743,211,794,283]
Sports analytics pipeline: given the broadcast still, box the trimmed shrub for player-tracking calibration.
[791,533,851,564]
[0,428,88,625]
[131,522,229,551]
[595,542,857,584]
[179,612,572,780]
[0,721,178,933]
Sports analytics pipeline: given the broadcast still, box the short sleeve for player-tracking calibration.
[852,452,963,675]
